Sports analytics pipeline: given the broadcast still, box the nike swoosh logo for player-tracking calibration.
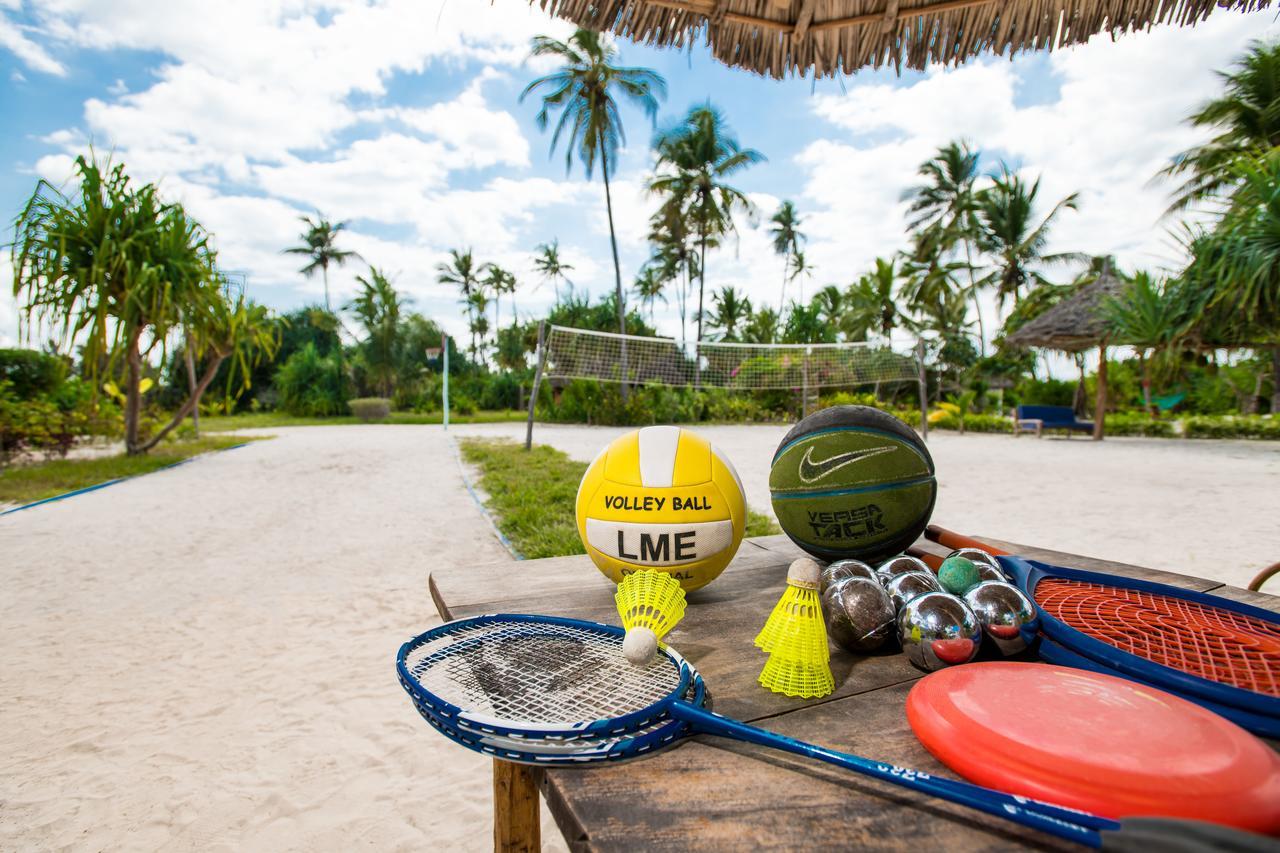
[797,445,897,484]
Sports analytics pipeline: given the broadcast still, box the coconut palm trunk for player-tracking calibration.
[696,225,708,386]
[601,145,629,402]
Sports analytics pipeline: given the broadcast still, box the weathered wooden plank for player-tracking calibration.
[542,680,1074,852]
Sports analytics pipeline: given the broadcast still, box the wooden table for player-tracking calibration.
[427,534,1280,852]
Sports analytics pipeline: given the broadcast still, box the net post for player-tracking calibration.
[525,321,547,451]
[442,333,449,431]
[916,338,929,441]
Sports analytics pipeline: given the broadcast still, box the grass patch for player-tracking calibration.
[0,435,261,506]
[201,410,527,431]
[458,437,778,559]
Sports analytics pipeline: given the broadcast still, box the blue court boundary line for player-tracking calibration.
[0,441,252,518]
[449,434,524,561]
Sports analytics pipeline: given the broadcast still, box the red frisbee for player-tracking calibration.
[906,662,1280,834]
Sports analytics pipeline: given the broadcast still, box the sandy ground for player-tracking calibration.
[1,426,564,853]
[2,423,1277,851]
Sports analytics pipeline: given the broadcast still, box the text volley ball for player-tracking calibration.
[576,425,746,591]
[769,405,936,564]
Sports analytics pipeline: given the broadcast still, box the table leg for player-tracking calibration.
[493,759,542,852]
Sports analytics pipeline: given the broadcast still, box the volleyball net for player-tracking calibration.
[525,324,928,445]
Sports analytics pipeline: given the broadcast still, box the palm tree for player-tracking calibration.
[633,265,667,323]
[708,286,751,341]
[769,201,804,315]
[902,141,986,351]
[975,167,1081,307]
[466,289,492,365]
[522,29,667,398]
[347,266,408,397]
[647,202,702,342]
[482,264,518,336]
[846,257,903,340]
[650,104,765,345]
[284,214,361,311]
[435,249,482,361]
[811,285,842,330]
[533,239,574,303]
[742,306,780,344]
[13,155,278,453]
[1103,271,1188,416]
[1182,149,1280,411]
[788,250,815,305]
[1160,41,1280,212]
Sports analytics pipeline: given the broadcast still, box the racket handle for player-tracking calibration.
[669,702,1110,846]
[1102,818,1277,851]
[905,545,944,571]
[926,525,1011,557]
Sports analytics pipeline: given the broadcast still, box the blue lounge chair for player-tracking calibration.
[1013,405,1094,438]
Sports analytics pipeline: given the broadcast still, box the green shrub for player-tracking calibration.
[479,372,522,411]
[0,378,118,464]
[1104,413,1176,438]
[1183,415,1280,440]
[348,397,391,422]
[0,349,68,400]
[1012,377,1076,409]
[274,343,348,416]
[927,411,1013,433]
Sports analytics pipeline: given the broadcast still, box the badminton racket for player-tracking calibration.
[395,613,1272,849]
[916,526,1280,732]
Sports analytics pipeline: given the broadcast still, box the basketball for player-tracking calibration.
[575,425,746,591]
[769,405,936,564]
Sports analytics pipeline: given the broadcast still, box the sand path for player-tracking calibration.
[2,423,1277,851]
[1,426,565,852]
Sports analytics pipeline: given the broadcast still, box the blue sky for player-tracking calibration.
[2,0,1277,353]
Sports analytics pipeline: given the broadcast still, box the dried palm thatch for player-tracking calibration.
[531,0,1270,78]
[1005,270,1125,352]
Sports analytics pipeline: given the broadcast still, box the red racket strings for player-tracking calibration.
[1035,579,1280,697]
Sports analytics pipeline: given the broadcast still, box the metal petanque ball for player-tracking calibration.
[963,581,1039,656]
[946,548,1006,581]
[821,577,897,653]
[884,571,943,613]
[876,555,930,586]
[821,559,878,593]
[897,592,982,672]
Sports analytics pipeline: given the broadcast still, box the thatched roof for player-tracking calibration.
[530,0,1267,78]
[1004,269,1126,352]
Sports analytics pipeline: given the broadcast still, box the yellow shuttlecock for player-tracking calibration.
[615,570,687,664]
[755,558,827,657]
[756,558,834,698]
[759,653,835,699]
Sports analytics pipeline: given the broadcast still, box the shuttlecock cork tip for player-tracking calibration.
[623,626,659,665]
[787,557,822,589]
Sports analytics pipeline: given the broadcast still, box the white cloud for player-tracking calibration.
[794,10,1280,294]
[0,11,64,75]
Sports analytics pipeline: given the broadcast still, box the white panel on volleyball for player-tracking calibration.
[637,425,681,488]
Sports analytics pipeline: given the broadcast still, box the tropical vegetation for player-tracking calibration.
[6,36,1280,470]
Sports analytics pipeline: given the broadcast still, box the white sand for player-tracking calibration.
[2,423,1277,850]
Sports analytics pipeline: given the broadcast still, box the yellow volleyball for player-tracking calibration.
[575,426,746,591]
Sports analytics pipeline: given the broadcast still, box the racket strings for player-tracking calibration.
[1036,579,1280,697]
[404,620,682,724]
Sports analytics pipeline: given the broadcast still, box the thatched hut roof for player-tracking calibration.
[530,0,1267,78]
[1004,270,1126,352]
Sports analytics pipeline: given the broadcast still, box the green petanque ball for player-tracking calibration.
[937,556,982,595]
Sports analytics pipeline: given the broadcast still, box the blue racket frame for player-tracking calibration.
[1000,556,1280,721]
[398,613,1121,847]
[397,613,694,740]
